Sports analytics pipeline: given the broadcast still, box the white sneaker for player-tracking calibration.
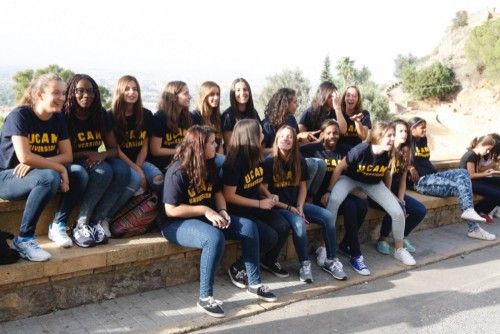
[99,219,112,238]
[461,208,486,222]
[13,237,52,262]
[394,248,416,266]
[491,206,500,218]
[48,222,73,248]
[467,227,496,241]
[315,246,326,267]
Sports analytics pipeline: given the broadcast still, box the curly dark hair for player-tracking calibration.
[62,74,104,148]
[172,125,216,193]
[264,88,296,130]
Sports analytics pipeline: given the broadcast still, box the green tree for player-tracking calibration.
[393,53,419,79]
[12,64,112,107]
[320,55,334,83]
[401,62,459,100]
[465,19,500,83]
[452,10,468,29]
[360,83,392,121]
[336,56,356,86]
[353,66,371,85]
[257,68,311,118]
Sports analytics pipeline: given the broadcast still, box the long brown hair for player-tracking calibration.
[229,78,259,120]
[264,88,296,130]
[172,125,216,193]
[272,125,301,186]
[112,75,144,145]
[368,121,396,174]
[309,81,337,130]
[391,119,411,173]
[196,81,222,133]
[340,86,363,114]
[158,81,192,133]
[224,119,262,170]
[468,135,497,150]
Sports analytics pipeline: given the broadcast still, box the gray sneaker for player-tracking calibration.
[92,223,108,245]
[299,260,313,283]
[322,258,347,281]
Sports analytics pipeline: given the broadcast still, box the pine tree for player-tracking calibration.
[320,55,334,83]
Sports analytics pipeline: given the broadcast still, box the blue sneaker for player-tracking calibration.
[403,239,416,253]
[349,255,371,276]
[376,240,391,255]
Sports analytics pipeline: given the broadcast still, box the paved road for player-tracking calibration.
[197,244,500,333]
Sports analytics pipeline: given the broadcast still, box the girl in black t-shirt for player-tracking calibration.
[326,121,417,266]
[339,86,371,148]
[150,81,193,170]
[409,117,495,241]
[459,134,500,224]
[0,74,72,261]
[262,88,326,199]
[192,81,223,154]
[263,125,347,282]
[301,119,370,276]
[376,119,426,255]
[58,74,134,247]
[221,78,260,149]
[111,75,163,197]
[161,125,276,318]
[298,81,347,142]
[222,119,291,278]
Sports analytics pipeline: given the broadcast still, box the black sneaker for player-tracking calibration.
[197,297,225,318]
[247,285,277,302]
[73,224,96,248]
[228,263,248,289]
[337,243,351,258]
[261,262,289,278]
[92,222,108,245]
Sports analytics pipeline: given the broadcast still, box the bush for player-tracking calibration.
[452,10,468,29]
[359,83,392,121]
[465,19,500,83]
[401,62,459,100]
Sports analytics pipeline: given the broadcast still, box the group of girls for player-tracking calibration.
[1,73,499,319]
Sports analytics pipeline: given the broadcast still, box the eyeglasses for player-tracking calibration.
[75,88,95,96]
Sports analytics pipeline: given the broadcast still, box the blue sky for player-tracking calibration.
[0,0,496,88]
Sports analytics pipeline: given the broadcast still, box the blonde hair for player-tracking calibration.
[368,121,396,174]
[196,81,221,132]
[19,73,64,107]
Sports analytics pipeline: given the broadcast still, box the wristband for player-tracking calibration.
[217,208,227,213]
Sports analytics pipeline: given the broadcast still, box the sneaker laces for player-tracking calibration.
[235,269,247,280]
[302,262,312,275]
[354,256,367,269]
[274,262,283,270]
[332,259,344,271]
[79,225,93,238]
[206,296,223,306]
[258,285,271,293]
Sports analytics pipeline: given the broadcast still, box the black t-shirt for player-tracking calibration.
[150,111,191,170]
[70,108,112,153]
[223,154,264,215]
[261,114,299,148]
[221,106,261,132]
[390,159,404,194]
[298,107,337,131]
[411,136,436,177]
[344,142,390,184]
[338,110,372,148]
[459,150,480,172]
[262,156,308,207]
[0,106,69,170]
[163,160,221,212]
[191,110,223,149]
[111,109,153,162]
[300,142,350,198]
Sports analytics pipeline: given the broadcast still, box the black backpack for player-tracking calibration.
[0,231,20,265]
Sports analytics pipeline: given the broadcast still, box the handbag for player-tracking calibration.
[109,191,159,238]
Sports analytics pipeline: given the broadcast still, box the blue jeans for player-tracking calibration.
[380,194,427,238]
[53,164,89,225]
[93,158,135,221]
[305,158,327,197]
[69,160,113,225]
[472,179,500,215]
[132,161,164,196]
[338,194,368,257]
[0,168,60,237]
[161,215,261,298]
[277,203,336,263]
[327,176,405,242]
[416,169,473,211]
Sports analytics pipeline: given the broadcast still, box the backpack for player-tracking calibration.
[109,192,159,238]
[0,231,20,265]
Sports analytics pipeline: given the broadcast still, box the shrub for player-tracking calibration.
[465,19,500,83]
[452,10,468,29]
[401,63,459,100]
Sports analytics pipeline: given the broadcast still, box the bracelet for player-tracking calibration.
[217,208,227,213]
[258,200,261,209]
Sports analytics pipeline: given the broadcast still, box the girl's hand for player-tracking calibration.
[332,91,341,110]
[269,194,279,203]
[296,205,305,218]
[84,151,105,169]
[135,167,147,191]
[205,208,229,229]
[59,169,70,193]
[306,130,321,142]
[320,192,330,207]
[13,163,32,178]
[409,167,420,184]
[350,113,364,123]
[259,198,276,210]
